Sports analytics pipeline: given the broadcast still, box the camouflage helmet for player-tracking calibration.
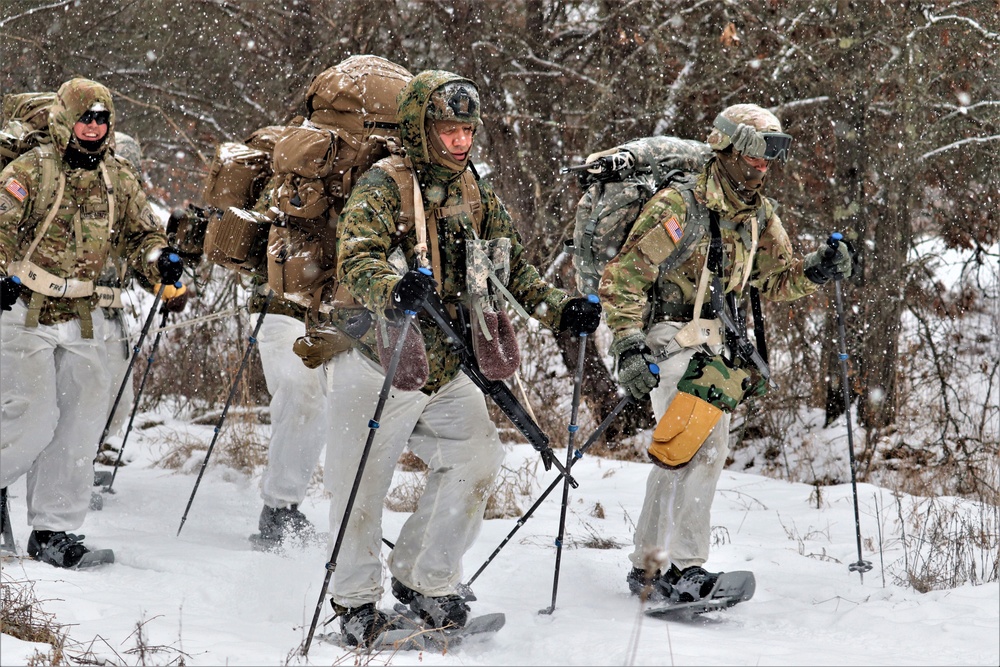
[426,80,481,126]
[114,131,142,174]
[706,104,790,162]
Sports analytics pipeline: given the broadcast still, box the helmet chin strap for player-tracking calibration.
[717,151,767,203]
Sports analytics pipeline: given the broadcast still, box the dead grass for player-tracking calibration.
[0,572,67,665]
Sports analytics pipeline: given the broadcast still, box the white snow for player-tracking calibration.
[2,413,997,666]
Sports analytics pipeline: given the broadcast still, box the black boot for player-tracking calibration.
[27,530,113,569]
[334,601,390,648]
[626,567,671,603]
[391,577,469,629]
[257,504,313,543]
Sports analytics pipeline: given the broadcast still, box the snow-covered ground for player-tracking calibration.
[2,410,997,666]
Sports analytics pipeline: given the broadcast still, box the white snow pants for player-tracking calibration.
[256,313,329,509]
[0,302,110,531]
[324,348,505,609]
[628,321,731,573]
[101,309,134,443]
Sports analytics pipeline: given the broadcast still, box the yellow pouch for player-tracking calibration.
[153,283,187,300]
[648,391,724,469]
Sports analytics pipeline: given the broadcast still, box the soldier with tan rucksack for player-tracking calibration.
[196,55,415,549]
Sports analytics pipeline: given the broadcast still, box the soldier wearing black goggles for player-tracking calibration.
[713,116,792,162]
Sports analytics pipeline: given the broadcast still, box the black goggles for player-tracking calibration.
[714,115,792,162]
[78,110,110,125]
[760,132,792,162]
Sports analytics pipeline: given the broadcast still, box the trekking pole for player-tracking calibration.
[827,232,872,581]
[95,281,169,462]
[302,304,420,657]
[103,306,171,494]
[540,296,596,615]
[466,389,645,587]
[177,290,273,536]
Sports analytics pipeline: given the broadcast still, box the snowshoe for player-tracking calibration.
[316,601,429,651]
[391,602,506,651]
[391,577,470,629]
[27,530,114,569]
[644,570,756,620]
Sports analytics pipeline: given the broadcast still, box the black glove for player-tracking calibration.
[610,333,660,400]
[156,248,185,285]
[804,236,854,285]
[560,295,603,336]
[391,269,437,313]
[1,275,23,311]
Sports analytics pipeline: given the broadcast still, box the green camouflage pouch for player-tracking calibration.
[676,351,766,413]
[466,237,521,380]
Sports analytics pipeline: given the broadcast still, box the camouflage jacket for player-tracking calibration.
[0,79,169,325]
[599,157,818,345]
[336,70,569,394]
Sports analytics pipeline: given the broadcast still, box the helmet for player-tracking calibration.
[426,81,481,126]
[114,132,143,174]
[707,104,791,162]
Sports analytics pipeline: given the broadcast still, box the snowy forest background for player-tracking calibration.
[1,1,998,662]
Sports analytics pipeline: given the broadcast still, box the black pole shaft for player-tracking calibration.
[833,276,871,580]
[540,333,588,615]
[465,393,634,588]
[96,283,167,462]
[302,310,416,657]
[177,291,273,536]
[104,307,170,493]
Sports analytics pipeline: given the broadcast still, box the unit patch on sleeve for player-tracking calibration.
[4,178,28,202]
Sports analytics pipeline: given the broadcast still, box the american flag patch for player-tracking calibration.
[4,178,27,202]
[663,215,683,243]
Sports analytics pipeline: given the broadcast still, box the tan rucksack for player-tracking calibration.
[200,55,414,302]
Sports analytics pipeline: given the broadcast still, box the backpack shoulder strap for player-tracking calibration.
[459,168,483,236]
[658,181,708,275]
[373,154,416,236]
[20,145,66,263]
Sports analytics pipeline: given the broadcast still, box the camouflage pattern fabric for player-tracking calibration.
[598,156,818,345]
[113,132,142,175]
[675,351,766,413]
[706,104,782,152]
[0,78,169,325]
[336,70,569,394]
[426,81,481,126]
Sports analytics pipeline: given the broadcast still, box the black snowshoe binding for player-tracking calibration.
[250,504,314,549]
[391,577,470,630]
[27,530,114,569]
[334,601,392,648]
[627,564,720,604]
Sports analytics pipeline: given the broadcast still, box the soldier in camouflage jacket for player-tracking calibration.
[324,69,601,645]
[0,78,185,568]
[600,104,853,603]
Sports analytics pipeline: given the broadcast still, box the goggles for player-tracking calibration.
[713,115,792,162]
[78,109,110,125]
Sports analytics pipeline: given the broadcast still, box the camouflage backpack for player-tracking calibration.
[200,55,414,309]
[0,92,62,216]
[568,136,713,294]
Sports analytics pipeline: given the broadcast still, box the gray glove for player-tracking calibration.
[804,239,853,285]
[611,333,659,400]
[730,123,766,157]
